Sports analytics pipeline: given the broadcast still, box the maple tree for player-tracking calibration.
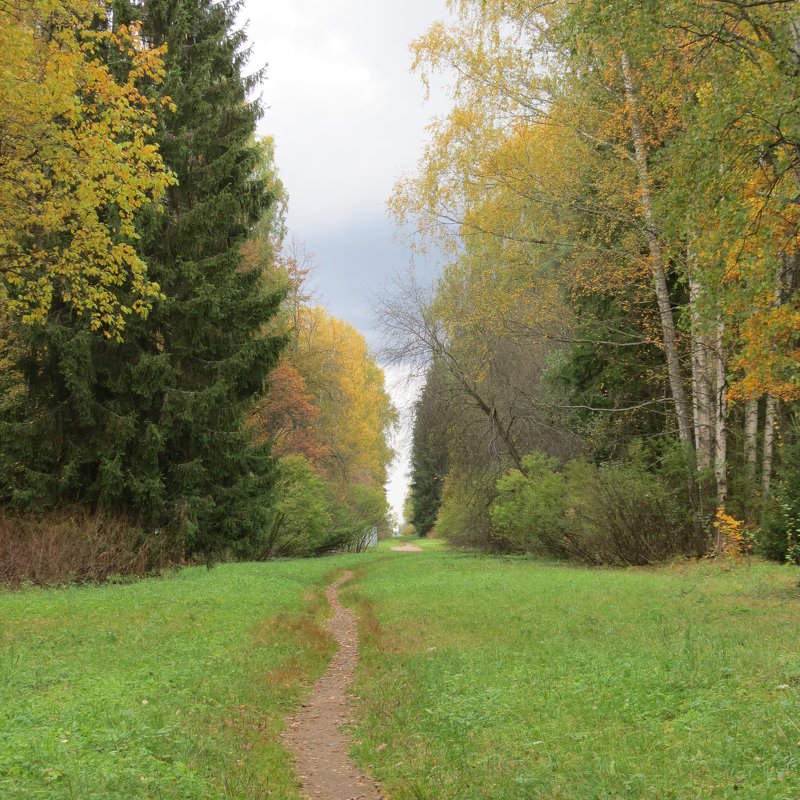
[0,0,175,338]
[249,362,329,470]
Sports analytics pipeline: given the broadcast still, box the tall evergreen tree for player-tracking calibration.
[408,361,450,536]
[0,0,286,557]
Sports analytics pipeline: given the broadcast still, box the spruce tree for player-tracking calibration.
[409,361,450,535]
[0,0,286,557]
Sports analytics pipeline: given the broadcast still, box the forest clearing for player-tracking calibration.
[3,1,800,798]
[2,541,798,799]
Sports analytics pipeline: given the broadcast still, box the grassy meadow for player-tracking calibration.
[2,540,799,799]
[0,558,359,799]
[347,545,800,800]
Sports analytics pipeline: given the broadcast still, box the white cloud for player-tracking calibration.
[245,0,452,234]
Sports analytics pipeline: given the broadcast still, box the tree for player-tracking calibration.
[249,362,329,470]
[0,0,175,337]
[254,454,334,558]
[1,0,286,558]
[389,0,800,555]
[292,305,396,489]
[408,360,450,535]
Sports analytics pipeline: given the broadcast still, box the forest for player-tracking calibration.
[2,2,800,799]
[0,0,395,585]
[397,0,800,567]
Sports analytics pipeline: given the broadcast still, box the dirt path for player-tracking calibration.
[283,571,383,800]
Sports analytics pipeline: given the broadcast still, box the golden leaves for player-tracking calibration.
[0,1,176,340]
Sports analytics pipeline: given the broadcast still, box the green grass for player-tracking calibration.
[345,552,800,800]
[4,544,799,799]
[0,557,364,798]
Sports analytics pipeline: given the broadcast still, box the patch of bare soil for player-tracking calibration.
[283,571,384,800]
[390,544,423,552]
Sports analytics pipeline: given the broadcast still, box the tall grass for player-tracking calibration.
[0,509,181,588]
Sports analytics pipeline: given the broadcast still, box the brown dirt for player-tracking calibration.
[283,571,384,800]
[390,543,423,552]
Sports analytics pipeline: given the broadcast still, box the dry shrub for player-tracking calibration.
[0,508,183,588]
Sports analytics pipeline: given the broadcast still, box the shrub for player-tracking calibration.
[757,425,800,565]
[491,453,568,555]
[490,453,691,565]
[563,459,692,565]
[0,508,181,588]
[335,484,389,552]
[240,456,390,558]
[245,455,334,558]
[435,468,498,550]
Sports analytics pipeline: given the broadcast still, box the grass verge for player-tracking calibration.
[0,557,363,798]
[345,552,800,800]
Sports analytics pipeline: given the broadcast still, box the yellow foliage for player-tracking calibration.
[290,306,397,490]
[710,508,749,561]
[0,0,176,339]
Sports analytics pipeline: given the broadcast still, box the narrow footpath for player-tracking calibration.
[283,571,384,800]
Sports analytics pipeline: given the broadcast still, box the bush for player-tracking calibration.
[758,431,800,564]
[491,453,568,555]
[758,498,800,564]
[563,459,692,564]
[245,455,334,558]
[490,453,692,565]
[334,484,389,552]
[0,508,181,588]
[435,468,498,550]
[240,456,390,558]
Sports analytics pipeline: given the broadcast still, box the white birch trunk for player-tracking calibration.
[762,396,777,498]
[714,319,728,510]
[622,52,693,448]
[689,273,714,470]
[744,400,759,468]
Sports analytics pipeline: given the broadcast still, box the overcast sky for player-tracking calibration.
[243,0,453,523]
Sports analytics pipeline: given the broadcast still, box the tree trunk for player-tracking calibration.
[714,319,728,508]
[762,396,777,498]
[711,319,727,553]
[744,399,759,468]
[689,273,714,471]
[621,52,693,448]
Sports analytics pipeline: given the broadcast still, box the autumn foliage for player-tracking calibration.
[247,250,397,557]
[395,0,800,562]
[0,0,176,337]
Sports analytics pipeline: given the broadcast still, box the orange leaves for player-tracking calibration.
[249,363,330,470]
[710,507,749,559]
[0,0,176,339]
[733,301,800,402]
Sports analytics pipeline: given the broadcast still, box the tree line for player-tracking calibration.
[393,0,800,564]
[0,0,395,583]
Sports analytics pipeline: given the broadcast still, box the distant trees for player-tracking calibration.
[249,260,397,555]
[407,361,449,536]
[391,0,800,561]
